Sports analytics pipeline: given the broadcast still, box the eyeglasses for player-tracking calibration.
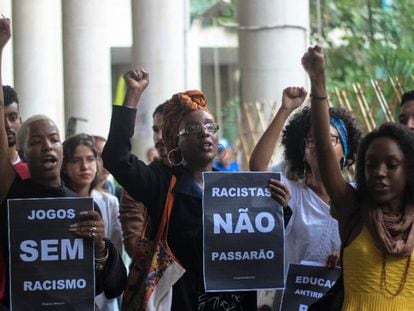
[177,122,219,137]
[305,135,340,148]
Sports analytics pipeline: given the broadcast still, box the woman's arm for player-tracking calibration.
[0,18,16,200]
[249,87,307,171]
[102,69,166,204]
[302,46,355,208]
[95,238,127,298]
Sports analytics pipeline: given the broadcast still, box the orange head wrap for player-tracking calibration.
[163,90,209,156]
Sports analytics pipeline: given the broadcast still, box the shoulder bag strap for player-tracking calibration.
[155,175,177,241]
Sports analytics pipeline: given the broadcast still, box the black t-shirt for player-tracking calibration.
[0,178,127,306]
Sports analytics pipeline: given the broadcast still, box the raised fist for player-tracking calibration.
[124,68,149,93]
[301,45,325,80]
[0,17,11,49]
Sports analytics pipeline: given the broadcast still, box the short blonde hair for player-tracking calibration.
[16,115,58,152]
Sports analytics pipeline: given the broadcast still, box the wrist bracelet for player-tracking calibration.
[310,94,329,101]
[95,246,109,262]
[95,247,109,271]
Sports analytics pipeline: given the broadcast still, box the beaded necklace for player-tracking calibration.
[381,252,411,296]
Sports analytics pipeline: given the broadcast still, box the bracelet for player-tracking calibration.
[95,247,109,262]
[95,244,109,271]
[310,94,329,101]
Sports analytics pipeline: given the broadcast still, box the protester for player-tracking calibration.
[0,18,126,308]
[103,68,256,310]
[119,101,168,258]
[151,101,169,161]
[94,135,122,199]
[3,85,29,179]
[398,90,414,130]
[304,45,414,309]
[213,138,240,171]
[62,133,123,310]
[250,87,361,270]
[249,87,361,310]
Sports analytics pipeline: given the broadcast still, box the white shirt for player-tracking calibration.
[91,189,123,252]
[282,175,341,273]
[91,189,123,311]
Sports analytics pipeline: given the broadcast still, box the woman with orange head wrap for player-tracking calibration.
[103,69,256,310]
[163,90,210,163]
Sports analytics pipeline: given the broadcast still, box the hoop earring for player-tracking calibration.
[167,148,185,166]
[216,144,226,160]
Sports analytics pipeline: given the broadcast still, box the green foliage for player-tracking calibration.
[190,0,216,23]
[221,97,240,143]
[190,0,236,27]
[311,0,414,90]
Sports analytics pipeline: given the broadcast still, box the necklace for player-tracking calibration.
[381,253,411,296]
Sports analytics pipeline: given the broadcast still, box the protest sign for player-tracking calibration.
[203,172,284,291]
[8,197,94,310]
[280,264,341,311]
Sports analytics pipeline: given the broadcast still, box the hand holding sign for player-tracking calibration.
[8,198,95,310]
[268,178,291,208]
[69,210,106,256]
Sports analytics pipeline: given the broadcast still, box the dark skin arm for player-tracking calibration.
[123,68,149,109]
[0,17,16,201]
[69,210,106,257]
[249,87,307,208]
[249,87,307,171]
[302,46,356,208]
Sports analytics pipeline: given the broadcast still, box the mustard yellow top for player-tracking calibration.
[342,226,414,311]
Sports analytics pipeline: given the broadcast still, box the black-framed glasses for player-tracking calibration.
[177,122,219,137]
[305,135,340,148]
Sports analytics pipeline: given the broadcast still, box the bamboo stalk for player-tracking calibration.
[371,79,393,121]
[389,77,402,103]
[356,83,376,129]
[255,101,268,133]
[351,84,373,132]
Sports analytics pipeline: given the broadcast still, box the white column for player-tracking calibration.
[62,0,112,138]
[12,0,64,132]
[237,0,309,103]
[0,0,13,85]
[131,0,187,159]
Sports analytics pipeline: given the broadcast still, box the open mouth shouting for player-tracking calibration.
[41,154,58,170]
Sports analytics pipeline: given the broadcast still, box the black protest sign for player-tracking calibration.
[280,264,341,311]
[203,172,284,291]
[8,197,94,310]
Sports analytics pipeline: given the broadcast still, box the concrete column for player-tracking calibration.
[0,0,13,85]
[62,0,112,138]
[12,0,64,132]
[237,0,309,103]
[131,0,187,159]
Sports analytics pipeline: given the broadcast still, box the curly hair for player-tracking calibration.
[61,133,99,192]
[355,122,414,202]
[163,90,209,161]
[281,106,362,181]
